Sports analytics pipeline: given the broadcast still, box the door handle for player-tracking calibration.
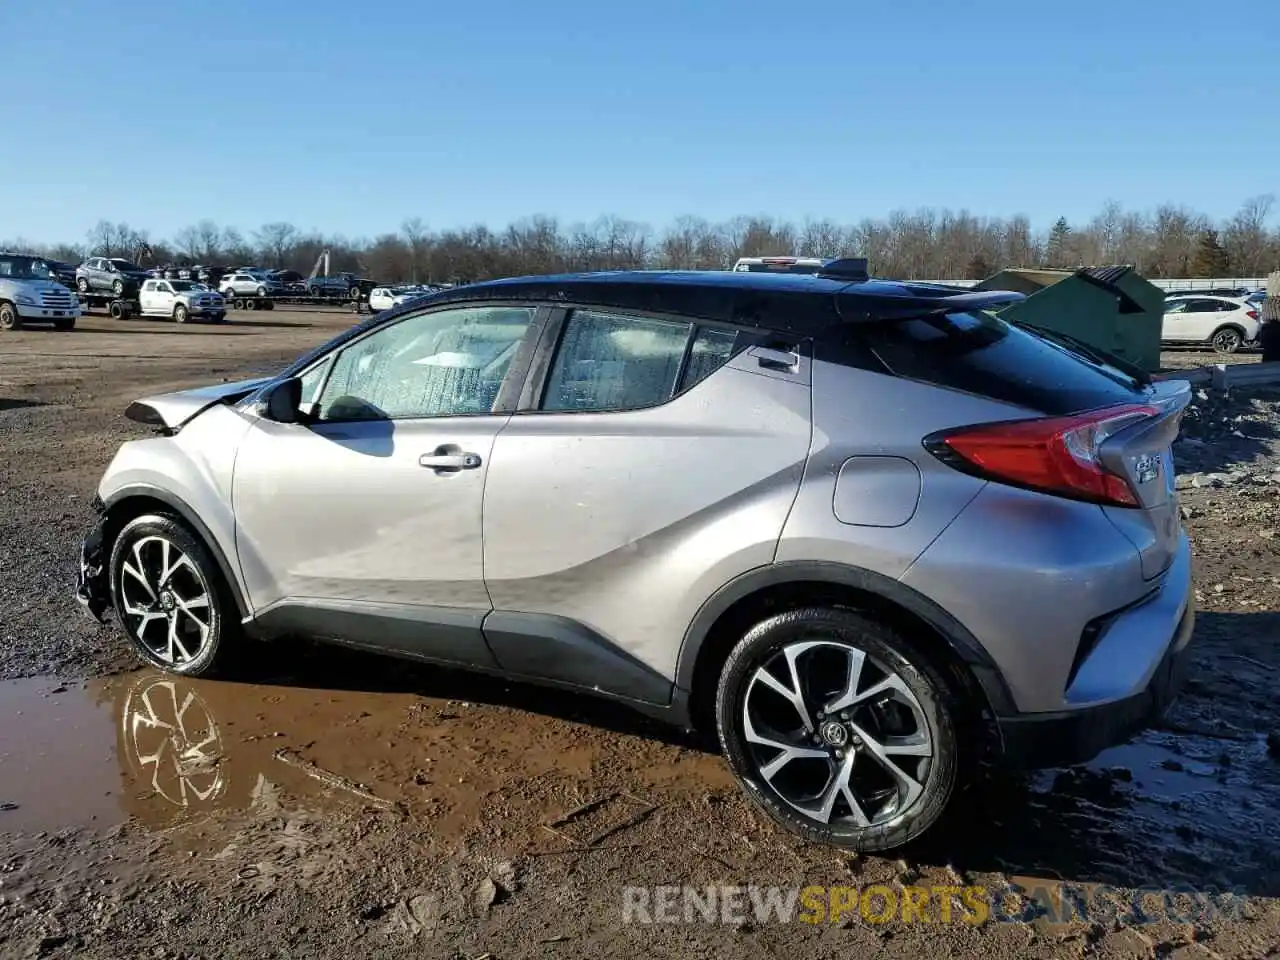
[419,451,482,471]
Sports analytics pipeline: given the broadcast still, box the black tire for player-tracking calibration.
[173,304,189,324]
[112,279,124,295]
[715,607,962,853]
[109,301,125,320]
[76,277,90,294]
[308,285,321,297]
[53,316,75,331]
[1211,326,1243,355]
[0,301,21,331]
[109,514,241,677]
[234,298,246,311]
[213,312,227,324]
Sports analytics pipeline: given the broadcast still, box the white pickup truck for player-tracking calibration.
[0,252,81,331]
[138,279,226,323]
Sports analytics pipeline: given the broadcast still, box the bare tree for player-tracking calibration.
[254,222,300,269]
[402,217,431,283]
[174,225,202,261]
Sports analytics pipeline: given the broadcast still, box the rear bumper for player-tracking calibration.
[73,514,111,622]
[995,534,1195,769]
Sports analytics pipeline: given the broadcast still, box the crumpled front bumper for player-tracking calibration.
[74,511,111,622]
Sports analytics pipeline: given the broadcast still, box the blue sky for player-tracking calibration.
[3,0,1276,245]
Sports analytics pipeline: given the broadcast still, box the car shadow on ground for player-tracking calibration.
[245,610,1279,897]
[250,636,701,751]
[0,398,45,412]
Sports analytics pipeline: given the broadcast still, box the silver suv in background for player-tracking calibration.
[219,271,283,299]
[73,262,1194,852]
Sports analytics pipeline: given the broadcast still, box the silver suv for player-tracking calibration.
[218,271,283,298]
[74,262,1195,851]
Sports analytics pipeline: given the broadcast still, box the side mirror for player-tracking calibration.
[260,377,306,424]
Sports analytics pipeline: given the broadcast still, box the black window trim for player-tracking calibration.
[294,301,552,425]
[514,301,764,417]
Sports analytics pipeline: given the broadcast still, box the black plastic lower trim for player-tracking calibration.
[482,610,673,705]
[252,599,498,668]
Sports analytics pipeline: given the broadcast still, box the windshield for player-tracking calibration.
[109,259,141,271]
[170,280,198,291]
[0,256,55,280]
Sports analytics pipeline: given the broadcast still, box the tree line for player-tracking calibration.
[5,196,1277,285]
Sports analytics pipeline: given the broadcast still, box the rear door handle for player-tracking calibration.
[419,452,482,471]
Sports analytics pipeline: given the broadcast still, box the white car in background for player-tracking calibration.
[1161,295,1260,354]
[138,279,226,323]
[368,285,438,312]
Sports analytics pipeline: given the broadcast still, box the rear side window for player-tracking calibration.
[848,310,1143,415]
[541,310,745,413]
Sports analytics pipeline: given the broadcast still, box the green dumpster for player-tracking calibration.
[974,266,1164,373]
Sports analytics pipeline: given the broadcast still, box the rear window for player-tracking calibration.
[850,310,1144,415]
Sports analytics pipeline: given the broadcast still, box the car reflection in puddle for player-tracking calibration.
[121,675,228,815]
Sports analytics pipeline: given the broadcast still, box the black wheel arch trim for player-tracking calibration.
[675,560,1017,715]
[101,484,250,619]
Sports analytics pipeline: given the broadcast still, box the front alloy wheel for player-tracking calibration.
[109,515,236,676]
[716,607,959,852]
[1211,327,1243,355]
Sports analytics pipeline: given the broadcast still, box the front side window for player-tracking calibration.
[315,306,534,421]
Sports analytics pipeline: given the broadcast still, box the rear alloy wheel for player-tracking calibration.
[173,304,189,324]
[1211,326,1243,355]
[716,607,959,852]
[109,514,237,677]
[0,302,21,330]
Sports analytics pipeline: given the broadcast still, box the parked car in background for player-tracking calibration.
[367,285,436,312]
[732,256,826,274]
[219,271,284,299]
[307,272,367,298]
[0,252,80,330]
[75,263,1195,853]
[137,279,226,324]
[76,257,151,296]
[268,270,307,294]
[1161,295,1260,354]
[34,259,78,289]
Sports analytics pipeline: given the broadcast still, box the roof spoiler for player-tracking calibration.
[835,287,1025,322]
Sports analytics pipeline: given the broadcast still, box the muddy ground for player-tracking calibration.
[1,310,1278,958]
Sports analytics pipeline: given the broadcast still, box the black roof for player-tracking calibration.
[426,270,1023,335]
[280,270,1023,380]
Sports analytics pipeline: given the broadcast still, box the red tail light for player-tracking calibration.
[1247,309,1259,320]
[925,404,1159,507]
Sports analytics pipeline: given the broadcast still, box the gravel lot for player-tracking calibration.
[1,310,1278,959]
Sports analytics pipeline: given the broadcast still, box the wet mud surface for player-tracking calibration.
[2,314,1279,957]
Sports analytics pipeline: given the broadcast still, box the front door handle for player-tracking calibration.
[419,451,482,471]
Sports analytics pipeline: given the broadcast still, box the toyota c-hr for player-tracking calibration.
[75,261,1194,851]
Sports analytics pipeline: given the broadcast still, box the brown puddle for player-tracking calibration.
[1,657,734,843]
